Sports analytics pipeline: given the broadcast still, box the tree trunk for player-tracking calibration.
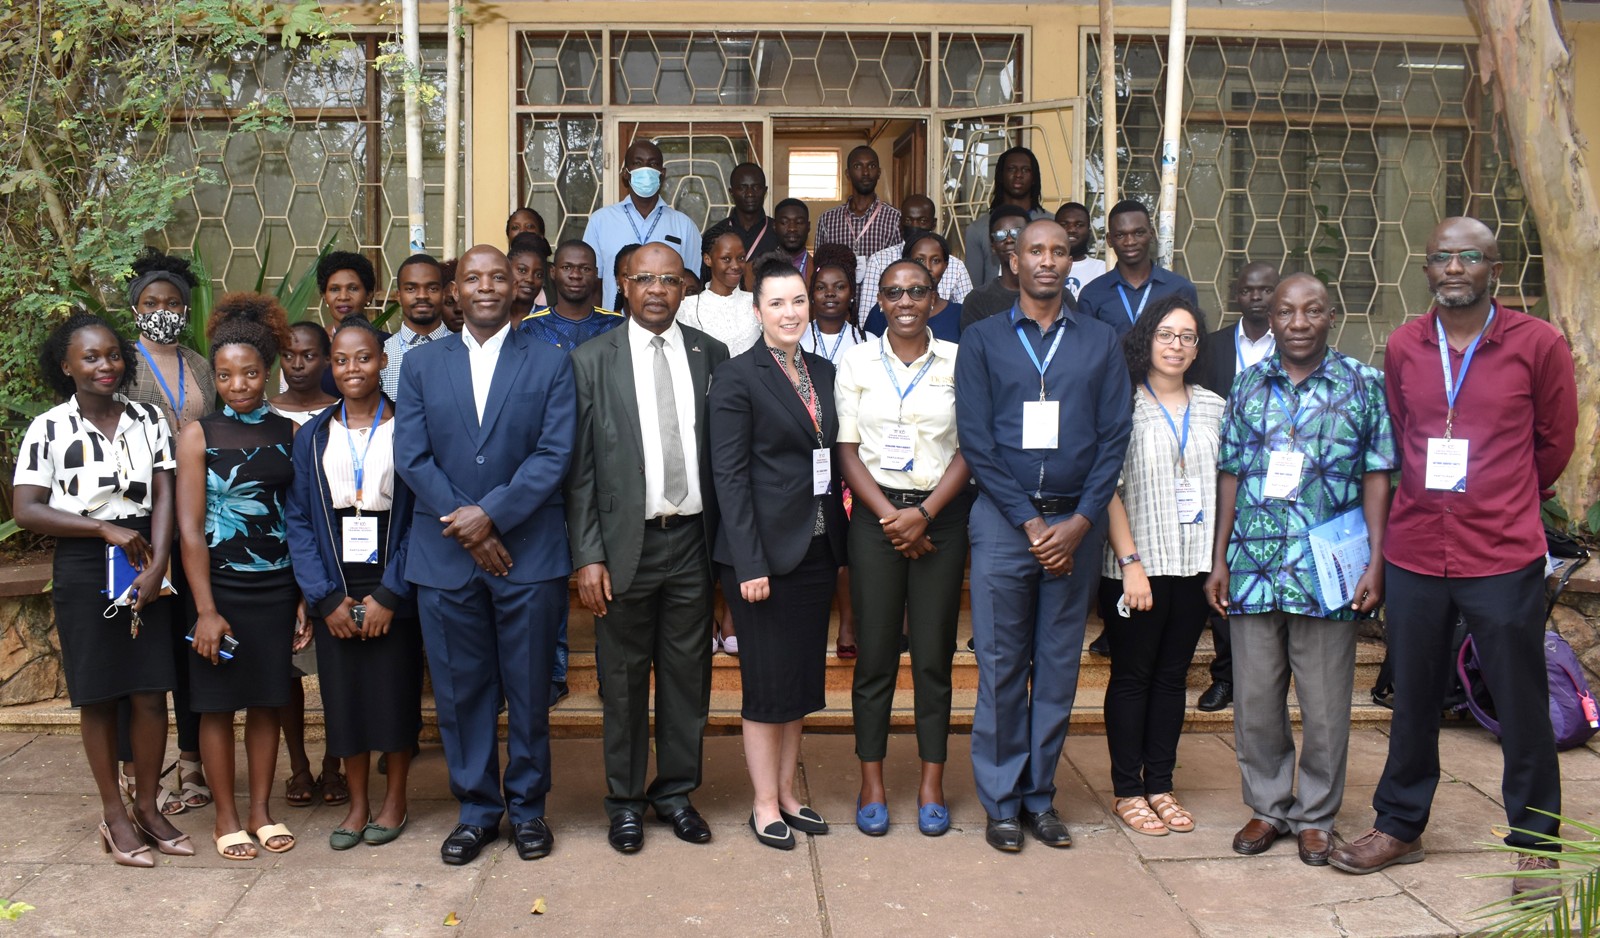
[1466,0,1600,521]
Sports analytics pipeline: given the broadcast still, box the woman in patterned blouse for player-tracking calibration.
[12,315,190,866]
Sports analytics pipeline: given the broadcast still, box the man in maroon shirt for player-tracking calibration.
[1329,217,1577,897]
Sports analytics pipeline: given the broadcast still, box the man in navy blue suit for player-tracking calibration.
[395,244,577,866]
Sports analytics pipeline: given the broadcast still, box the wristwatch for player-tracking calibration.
[1116,552,1142,568]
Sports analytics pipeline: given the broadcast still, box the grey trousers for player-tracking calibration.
[1230,611,1359,834]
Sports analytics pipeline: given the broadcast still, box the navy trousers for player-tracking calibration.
[418,574,566,828]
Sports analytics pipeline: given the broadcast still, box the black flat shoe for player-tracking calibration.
[658,805,712,844]
[986,816,1024,852]
[512,818,554,860]
[608,810,644,853]
[748,813,795,850]
[1197,681,1233,712]
[779,806,829,835]
[441,823,497,865]
[1088,630,1111,657]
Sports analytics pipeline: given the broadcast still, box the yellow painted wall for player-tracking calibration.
[363,2,1590,245]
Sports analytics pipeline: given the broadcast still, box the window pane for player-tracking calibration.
[788,149,839,200]
[518,115,603,244]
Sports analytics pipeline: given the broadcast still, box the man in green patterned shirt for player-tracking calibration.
[1204,273,1395,868]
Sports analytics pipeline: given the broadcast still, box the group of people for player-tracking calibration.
[11,135,1578,901]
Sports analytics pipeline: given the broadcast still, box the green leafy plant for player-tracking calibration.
[1468,815,1600,936]
[1542,497,1600,547]
[0,899,34,921]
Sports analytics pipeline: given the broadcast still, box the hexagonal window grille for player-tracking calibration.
[1085,34,1542,367]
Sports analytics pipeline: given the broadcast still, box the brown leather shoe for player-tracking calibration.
[1231,819,1283,856]
[1511,854,1560,900]
[1327,828,1423,874]
[1297,829,1333,866]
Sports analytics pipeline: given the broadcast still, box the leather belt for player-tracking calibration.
[880,487,933,507]
[1029,495,1079,516]
[647,513,701,530]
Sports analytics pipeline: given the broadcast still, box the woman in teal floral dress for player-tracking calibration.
[177,294,300,860]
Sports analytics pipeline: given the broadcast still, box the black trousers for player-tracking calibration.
[1373,558,1560,848]
[594,522,713,819]
[1100,573,1210,798]
[1209,614,1233,684]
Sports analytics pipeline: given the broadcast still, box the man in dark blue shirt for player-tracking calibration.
[521,240,625,353]
[1077,200,1199,337]
[956,219,1133,852]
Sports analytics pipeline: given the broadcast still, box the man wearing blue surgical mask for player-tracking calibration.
[583,139,704,309]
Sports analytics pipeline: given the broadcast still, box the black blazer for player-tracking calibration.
[1194,324,1241,400]
[564,323,729,595]
[708,343,848,584]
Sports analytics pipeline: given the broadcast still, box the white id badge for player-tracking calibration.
[881,423,915,472]
[1424,438,1469,492]
[1174,477,1203,524]
[1022,400,1060,450]
[1263,450,1305,501]
[812,448,832,495]
[341,515,380,564]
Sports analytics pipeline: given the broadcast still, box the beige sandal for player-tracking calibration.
[1114,797,1169,837]
[215,829,258,860]
[254,822,296,853]
[1148,793,1195,833]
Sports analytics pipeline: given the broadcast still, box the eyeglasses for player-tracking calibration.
[623,272,685,289]
[990,227,1023,243]
[879,285,933,301]
[1153,329,1200,348]
[557,264,596,274]
[1424,250,1490,268]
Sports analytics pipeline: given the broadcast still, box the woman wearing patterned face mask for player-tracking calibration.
[119,249,217,819]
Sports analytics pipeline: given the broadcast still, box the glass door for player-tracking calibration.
[607,115,771,231]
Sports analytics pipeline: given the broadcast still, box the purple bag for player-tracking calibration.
[1456,631,1600,751]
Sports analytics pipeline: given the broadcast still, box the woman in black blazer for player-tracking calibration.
[709,259,848,851]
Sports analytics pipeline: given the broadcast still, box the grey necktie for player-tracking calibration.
[651,336,688,506]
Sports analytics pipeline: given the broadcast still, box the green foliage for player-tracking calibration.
[0,0,345,410]
[1469,815,1600,936]
[1542,497,1600,546]
[0,899,33,921]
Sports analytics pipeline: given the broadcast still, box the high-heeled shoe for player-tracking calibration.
[99,821,155,868]
[131,812,195,857]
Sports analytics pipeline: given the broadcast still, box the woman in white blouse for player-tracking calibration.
[1099,295,1225,838]
[12,315,192,866]
[679,230,760,356]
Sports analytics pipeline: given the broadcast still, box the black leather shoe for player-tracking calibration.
[658,806,712,844]
[440,823,497,865]
[608,811,644,853]
[749,814,795,850]
[1088,630,1111,657]
[549,681,569,707]
[986,816,1024,852]
[1197,681,1233,712]
[1022,808,1073,848]
[512,818,554,860]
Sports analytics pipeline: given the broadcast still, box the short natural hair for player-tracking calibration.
[39,314,136,399]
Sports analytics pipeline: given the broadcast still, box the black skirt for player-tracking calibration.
[722,535,837,723]
[188,568,298,712]
[51,519,176,707]
[314,508,423,757]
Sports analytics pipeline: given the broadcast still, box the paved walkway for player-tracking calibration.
[0,725,1596,937]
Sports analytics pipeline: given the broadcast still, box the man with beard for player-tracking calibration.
[1078,200,1199,338]
[963,147,1051,289]
[959,205,1040,333]
[381,253,447,400]
[860,194,973,305]
[956,219,1132,852]
[1189,261,1281,711]
[1329,218,1576,898]
[816,146,903,283]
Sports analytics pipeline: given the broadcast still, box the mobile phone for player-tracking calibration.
[350,603,366,631]
[185,624,240,660]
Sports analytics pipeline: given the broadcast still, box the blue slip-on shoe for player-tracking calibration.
[855,799,889,836]
[918,802,950,836]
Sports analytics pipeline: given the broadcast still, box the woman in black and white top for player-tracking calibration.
[12,315,192,866]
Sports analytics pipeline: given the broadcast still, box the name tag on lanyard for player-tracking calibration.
[1264,450,1305,501]
[342,515,379,564]
[1429,307,1494,493]
[1175,477,1203,524]
[813,448,832,495]
[1013,308,1064,450]
[1424,438,1469,492]
[881,423,915,471]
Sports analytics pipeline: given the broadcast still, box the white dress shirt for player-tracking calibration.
[628,318,704,519]
[462,322,511,423]
[1236,323,1275,371]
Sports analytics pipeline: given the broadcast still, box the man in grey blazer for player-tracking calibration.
[565,242,731,853]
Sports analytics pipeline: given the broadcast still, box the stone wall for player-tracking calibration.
[0,592,62,706]
[1551,578,1600,690]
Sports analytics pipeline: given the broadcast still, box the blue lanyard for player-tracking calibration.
[1268,380,1310,446]
[1435,304,1495,439]
[880,336,938,419]
[1117,282,1151,324]
[1143,381,1191,469]
[134,341,184,420]
[341,397,385,511]
[1011,305,1065,401]
[813,323,847,362]
[625,202,664,245]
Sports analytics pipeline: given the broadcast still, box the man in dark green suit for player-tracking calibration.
[564,243,731,853]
